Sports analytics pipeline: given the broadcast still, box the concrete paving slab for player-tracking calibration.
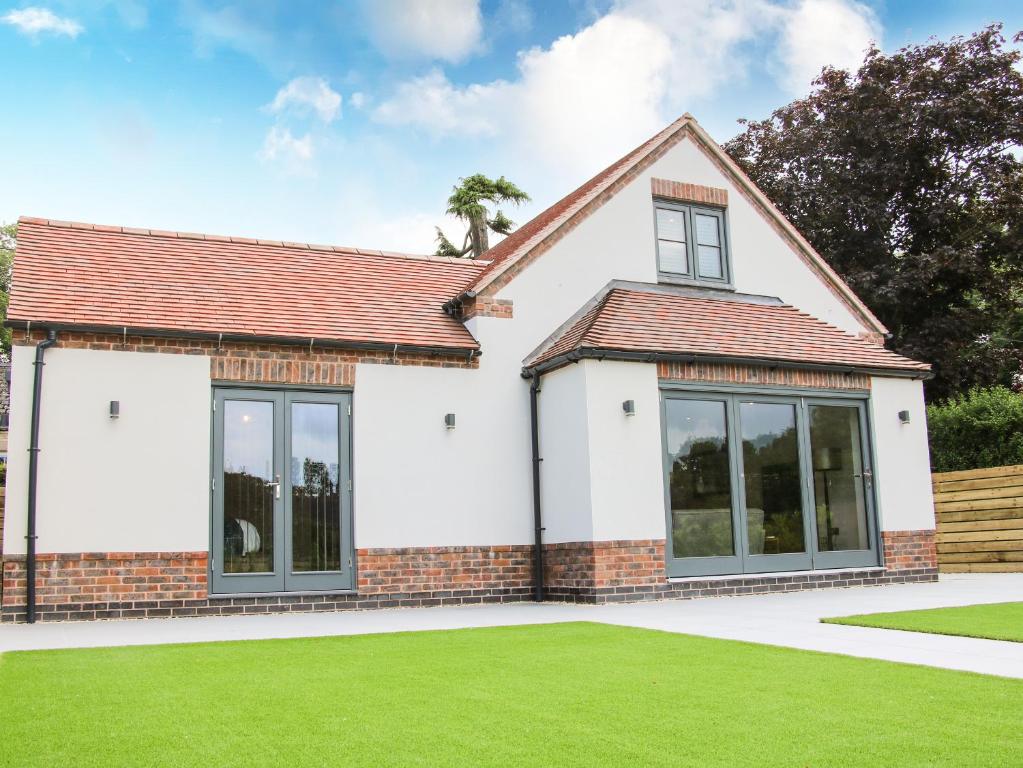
[2,573,1021,678]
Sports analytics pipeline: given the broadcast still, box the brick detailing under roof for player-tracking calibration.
[9,217,484,352]
[525,286,929,375]
[657,361,870,390]
[650,178,728,207]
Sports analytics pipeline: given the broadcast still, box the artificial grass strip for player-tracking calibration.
[1,622,1021,767]
[822,601,1023,643]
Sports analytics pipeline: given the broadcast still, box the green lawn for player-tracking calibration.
[1,622,1020,767]
[822,601,1023,643]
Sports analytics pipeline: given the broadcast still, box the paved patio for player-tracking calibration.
[2,573,1021,678]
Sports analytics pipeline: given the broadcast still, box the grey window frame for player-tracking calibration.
[660,383,880,578]
[210,385,355,595]
[653,198,733,288]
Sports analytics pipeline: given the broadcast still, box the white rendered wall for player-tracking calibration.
[535,363,592,543]
[457,131,880,551]
[494,133,870,355]
[352,362,534,548]
[868,377,936,532]
[582,360,665,542]
[4,346,211,554]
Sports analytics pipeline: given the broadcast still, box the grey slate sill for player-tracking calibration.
[666,566,885,583]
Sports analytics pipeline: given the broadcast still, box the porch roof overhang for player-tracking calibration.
[521,282,931,380]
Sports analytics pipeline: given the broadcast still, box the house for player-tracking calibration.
[0,115,937,623]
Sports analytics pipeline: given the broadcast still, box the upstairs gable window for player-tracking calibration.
[655,200,731,286]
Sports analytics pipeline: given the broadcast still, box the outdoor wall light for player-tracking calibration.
[898,409,911,425]
[109,400,120,419]
[444,413,456,430]
[622,400,636,417]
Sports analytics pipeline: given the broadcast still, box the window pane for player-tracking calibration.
[291,403,342,572]
[810,405,870,551]
[740,402,806,555]
[655,207,686,242]
[666,399,734,558]
[223,400,275,574]
[694,213,720,246]
[658,239,688,274]
[698,245,723,279]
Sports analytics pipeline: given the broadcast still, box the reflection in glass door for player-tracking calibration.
[663,391,878,578]
[739,401,812,572]
[664,398,740,575]
[212,389,352,594]
[808,403,875,568]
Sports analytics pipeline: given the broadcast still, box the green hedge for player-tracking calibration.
[927,387,1023,473]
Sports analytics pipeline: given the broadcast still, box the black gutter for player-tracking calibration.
[522,348,933,381]
[26,329,57,624]
[528,371,545,601]
[3,320,480,361]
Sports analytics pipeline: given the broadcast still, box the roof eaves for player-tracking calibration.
[4,318,483,358]
[525,347,931,380]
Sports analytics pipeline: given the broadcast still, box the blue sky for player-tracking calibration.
[2,0,1021,253]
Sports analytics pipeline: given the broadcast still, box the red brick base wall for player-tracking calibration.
[881,529,938,574]
[543,531,937,604]
[544,540,664,594]
[357,545,532,595]
[1,546,534,622]
[1,532,938,621]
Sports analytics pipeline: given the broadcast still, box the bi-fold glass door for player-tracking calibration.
[211,388,353,594]
[661,390,878,578]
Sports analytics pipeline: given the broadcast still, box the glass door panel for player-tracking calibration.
[808,403,878,568]
[213,389,353,594]
[284,392,352,591]
[663,398,741,576]
[738,401,812,572]
[223,400,277,573]
[212,390,285,594]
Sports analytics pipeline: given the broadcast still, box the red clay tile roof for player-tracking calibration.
[525,285,929,375]
[9,217,484,352]
[468,114,888,336]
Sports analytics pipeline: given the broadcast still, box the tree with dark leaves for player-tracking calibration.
[724,25,1023,402]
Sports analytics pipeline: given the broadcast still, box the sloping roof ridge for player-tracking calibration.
[680,122,887,334]
[464,113,888,336]
[468,114,694,295]
[17,216,489,268]
[522,281,623,367]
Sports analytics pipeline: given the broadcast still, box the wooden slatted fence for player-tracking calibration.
[933,464,1023,573]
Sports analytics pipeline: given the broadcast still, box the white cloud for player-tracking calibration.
[268,76,342,123]
[259,126,313,163]
[373,0,881,179]
[185,2,276,62]
[1,7,83,38]
[374,13,671,175]
[776,0,880,91]
[362,0,483,63]
[373,68,509,139]
[349,92,367,110]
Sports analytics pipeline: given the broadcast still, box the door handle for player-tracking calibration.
[267,474,281,500]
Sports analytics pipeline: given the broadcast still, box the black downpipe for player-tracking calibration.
[26,329,57,623]
[529,372,545,601]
